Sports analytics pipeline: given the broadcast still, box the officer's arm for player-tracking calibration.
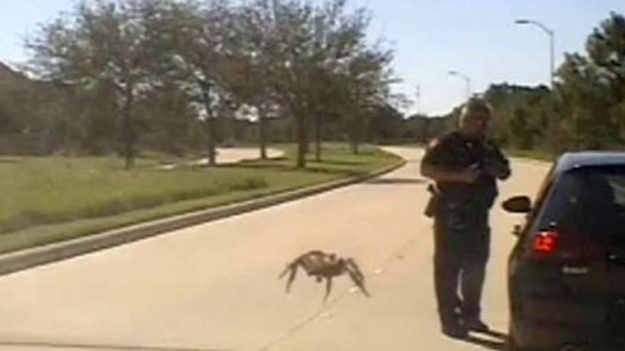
[488,143,511,180]
[420,140,474,183]
[493,161,511,180]
[421,162,473,183]
[484,157,511,180]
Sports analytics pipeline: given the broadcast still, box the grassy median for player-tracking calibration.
[0,144,402,254]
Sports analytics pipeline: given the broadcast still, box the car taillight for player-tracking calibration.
[531,230,559,255]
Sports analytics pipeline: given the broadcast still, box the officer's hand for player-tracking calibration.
[458,166,480,183]
[486,162,510,179]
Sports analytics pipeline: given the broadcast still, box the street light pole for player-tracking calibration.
[415,85,421,115]
[515,19,555,89]
[448,70,471,99]
[515,19,558,154]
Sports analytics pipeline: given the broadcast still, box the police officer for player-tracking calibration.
[420,98,510,338]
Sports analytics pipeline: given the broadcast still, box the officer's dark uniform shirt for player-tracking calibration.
[424,132,509,324]
[423,131,510,223]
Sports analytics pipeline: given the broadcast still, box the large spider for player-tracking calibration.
[279,250,370,301]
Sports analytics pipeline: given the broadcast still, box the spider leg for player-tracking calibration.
[345,258,364,280]
[323,277,333,303]
[278,262,293,279]
[280,263,299,293]
[346,259,370,297]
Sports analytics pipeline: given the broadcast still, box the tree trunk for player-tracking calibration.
[296,112,307,168]
[303,108,311,154]
[314,112,322,162]
[122,84,135,170]
[351,139,360,155]
[206,116,217,166]
[350,116,360,155]
[202,85,217,167]
[259,105,268,160]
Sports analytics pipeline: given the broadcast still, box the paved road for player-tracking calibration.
[0,147,549,351]
[193,148,284,166]
[159,148,284,170]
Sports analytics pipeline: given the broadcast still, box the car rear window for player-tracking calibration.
[536,166,625,242]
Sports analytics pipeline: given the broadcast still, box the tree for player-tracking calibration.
[0,63,77,155]
[307,0,371,160]
[585,13,625,145]
[21,0,400,162]
[138,81,196,155]
[226,0,281,160]
[481,83,550,149]
[342,46,394,154]
[556,54,616,149]
[555,13,625,150]
[148,0,238,167]
[368,102,404,142]
[254,0,395,165]
[509,107,535,149]
[27,0,162,168]
[267,0,317,167]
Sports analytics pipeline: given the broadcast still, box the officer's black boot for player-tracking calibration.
[439,310,467,339]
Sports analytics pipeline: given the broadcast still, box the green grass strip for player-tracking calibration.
[0,145,400,254]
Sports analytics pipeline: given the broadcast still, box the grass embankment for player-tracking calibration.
[0,144,401,254]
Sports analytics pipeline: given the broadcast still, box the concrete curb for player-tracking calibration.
[0,156,407,277]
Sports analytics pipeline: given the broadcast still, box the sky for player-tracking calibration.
[1,0,624,116]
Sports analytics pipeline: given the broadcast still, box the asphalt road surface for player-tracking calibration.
[0,147,549,351]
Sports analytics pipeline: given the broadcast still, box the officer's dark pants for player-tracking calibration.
[433,205,490,327]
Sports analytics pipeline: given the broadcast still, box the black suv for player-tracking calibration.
[503,152,625,351]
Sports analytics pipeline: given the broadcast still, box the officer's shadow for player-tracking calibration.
[463,329,508,350]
